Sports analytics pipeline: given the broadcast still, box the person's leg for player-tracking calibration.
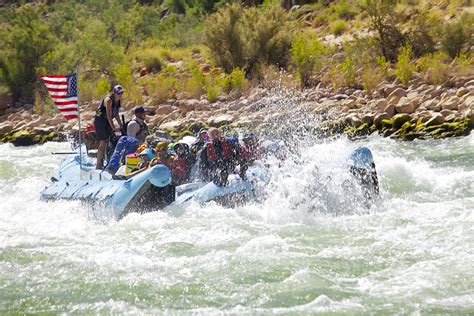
[96,140,107,169]
[94,117,111,170]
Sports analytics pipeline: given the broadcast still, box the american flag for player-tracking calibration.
[41,73,79,120]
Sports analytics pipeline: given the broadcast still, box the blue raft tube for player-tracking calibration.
[41,154,175,219]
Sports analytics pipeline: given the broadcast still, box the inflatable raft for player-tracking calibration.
[41,146,378,218]
[41,155,175,219]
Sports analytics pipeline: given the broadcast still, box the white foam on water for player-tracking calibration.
[0,134,473,313]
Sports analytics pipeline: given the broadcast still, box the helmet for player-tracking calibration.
[156,141,169,151]
[174,142,189,151]
[243,132,256,140]
[139,148,155,161]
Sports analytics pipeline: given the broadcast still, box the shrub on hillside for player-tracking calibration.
[331,1,357,20]
[441,13,473,59]
[290,32,326,87]
[361,56,390,92]
[417,52,450,85]
[338,56,357,87]
[453,53,474,77]
[205,4,244,73]
[396,45,415,86]
[359,0,405,62]
[146,71,177,103]
[0,4,53,104]
[330,20,347,36]
[205,3,291,76]
[136,49,163,73]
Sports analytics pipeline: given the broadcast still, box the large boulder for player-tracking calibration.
[345,114,362,128]
[387,88,407,105]
[425,113,445,127]
[422,99,441,112]
[155,104,175,116]
[0,121,14,134]
[395,97,415,114]
[373,112,391,129]
[207,114,235,127]
[159,119,187,130]
[384,103,396,117]
[441,96,460,111]
[456,87,470,97]
[9,130,36,146]
[373,98,388,112]
[341,99,357,109]
[361,113,374,126]
[392,113,412,129]
[174,99,200,114]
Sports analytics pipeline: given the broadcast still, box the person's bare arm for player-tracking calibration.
[124,168,145,179]
[115,112,123,130]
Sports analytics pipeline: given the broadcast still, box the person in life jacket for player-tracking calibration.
[191,129,208,153]
[127,106,149,145]
[106,135,140,175]
[151,141,174,168]
[93,85,124,169]
[200,128,241,186]
[171,143,197,185]
[117,148,156,180]
[240,132,263,164]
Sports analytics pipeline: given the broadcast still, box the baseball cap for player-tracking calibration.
[113,85,124,94]
[134,106,148,114]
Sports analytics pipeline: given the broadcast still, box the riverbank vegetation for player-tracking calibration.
[0,0,473,115]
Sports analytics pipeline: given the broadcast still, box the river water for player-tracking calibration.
[0,135,473,314]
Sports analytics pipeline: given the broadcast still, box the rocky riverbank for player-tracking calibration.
[0,75,473,146]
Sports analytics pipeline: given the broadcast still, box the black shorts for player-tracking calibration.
[93,116,113,141]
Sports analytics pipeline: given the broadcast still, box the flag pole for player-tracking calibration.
[76,66,83,176]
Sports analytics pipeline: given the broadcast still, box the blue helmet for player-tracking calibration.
[350,147,374,168]
[139,148,154,161]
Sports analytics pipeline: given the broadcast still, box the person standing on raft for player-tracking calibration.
[93,85,124,169]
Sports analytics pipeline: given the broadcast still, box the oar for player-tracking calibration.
[51,152,79,155]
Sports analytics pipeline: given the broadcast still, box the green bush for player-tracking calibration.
[0,4,53,104]
[331,1,357,20]
[290,32,326,87]
[205,3,244,73]
[417,52,450,85]
[396,45,415,86]
[136,49,163,73]
[441,14,473,59]
[339,56,357,87]
[147,72,177,103]
[359,0,406,62]
[228,67,247,93]
[205,3,291,75]
[330,20,347,36]
[182,62,206,98]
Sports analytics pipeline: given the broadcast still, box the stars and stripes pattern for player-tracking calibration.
[41,74,79,120]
